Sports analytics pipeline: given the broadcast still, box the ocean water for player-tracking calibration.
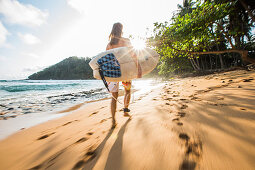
[0,80,107,118]
[0,79,159,119]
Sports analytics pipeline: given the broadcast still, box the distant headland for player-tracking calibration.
[28,56,94,80]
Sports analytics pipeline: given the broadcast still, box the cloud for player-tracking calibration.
[67,0,87,14]
[22,52,40,59]
[22,66,46,72]
[18,33,41,45]
[0,21,10,47]
[0,55,8,61]
[0,0,49,27]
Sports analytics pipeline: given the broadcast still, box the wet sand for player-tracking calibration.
[0,69,255,170]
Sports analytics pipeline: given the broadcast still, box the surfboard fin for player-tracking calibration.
[99,69,110,92]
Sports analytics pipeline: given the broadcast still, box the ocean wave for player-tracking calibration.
[0,83,80,92]
[0,80,8,82]
[0,80,24,82]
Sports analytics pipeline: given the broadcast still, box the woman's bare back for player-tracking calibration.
[106,38,131,50]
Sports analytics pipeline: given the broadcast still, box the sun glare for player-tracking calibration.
[131,38,146,50]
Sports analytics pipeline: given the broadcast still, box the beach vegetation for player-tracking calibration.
[149,0,255,77]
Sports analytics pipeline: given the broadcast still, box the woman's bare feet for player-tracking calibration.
[123,108,132,118]
[111,119,117,129]
[124,112,132,118]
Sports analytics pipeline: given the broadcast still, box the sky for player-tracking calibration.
[0,0,180,80]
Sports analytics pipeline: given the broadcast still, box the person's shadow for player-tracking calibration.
[104,119,130,170]
[81,119,130,170]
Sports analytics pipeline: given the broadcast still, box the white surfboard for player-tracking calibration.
[89,47,159,82]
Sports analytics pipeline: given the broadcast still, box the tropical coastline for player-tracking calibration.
[0,70,254,169]
[0,0,255,169]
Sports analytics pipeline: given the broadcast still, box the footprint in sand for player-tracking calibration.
[181,140,203,169]
[165,97,173,101]
[203,89,211,93]
[190,96,199,101]
[209,102,218,106]
[180,105,188,109]
[243,78,253,82]
[62,120,79,126]
[100,119,107,123]
[29,164,43,170]
[86,150,96,156]
[172,117,183,126]
[75,137,88,144]
[177,122,183,126]
[172,118,180,121]
[178,112,186,117]
[62,121,72,126]
[89,111,99,117]
[180,160,196,170]
[37,132,55,140]
[186,141,203,156]
[87,132,94,135]
[72,146,97,169]
[179,133,190,141]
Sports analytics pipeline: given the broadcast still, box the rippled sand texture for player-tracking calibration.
[0,69,254,170]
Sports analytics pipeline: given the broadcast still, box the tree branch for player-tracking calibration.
[239,0,255,23]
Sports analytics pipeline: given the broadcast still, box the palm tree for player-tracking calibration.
[177,0,195,16]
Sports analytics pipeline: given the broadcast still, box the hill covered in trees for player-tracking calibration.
[28,57,94,80]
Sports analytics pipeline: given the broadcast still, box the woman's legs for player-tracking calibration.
[124,87,131,118]
[122,81,132,110]
[124,88,131,109]
[111,92,118,128]
[122,81,132,117]
[107,82,119,128]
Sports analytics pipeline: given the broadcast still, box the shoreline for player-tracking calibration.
[0,82,163,140]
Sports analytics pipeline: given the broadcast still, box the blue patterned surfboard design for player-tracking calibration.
[97,53,121,78]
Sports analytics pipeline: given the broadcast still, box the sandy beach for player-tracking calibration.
[0,69,255,170]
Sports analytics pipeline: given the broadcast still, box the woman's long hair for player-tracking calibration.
[109,23,123,45]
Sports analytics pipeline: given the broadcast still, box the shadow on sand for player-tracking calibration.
[80,119,130,170]
[104,119,131,170]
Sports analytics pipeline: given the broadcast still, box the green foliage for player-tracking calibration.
[158,55,193,77]
[28,57,93,80]
[149,0,255,76]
